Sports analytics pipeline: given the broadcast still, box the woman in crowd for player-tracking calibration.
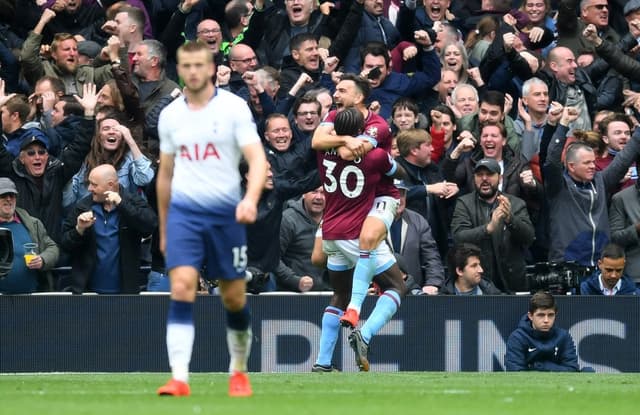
[63,111,154,208]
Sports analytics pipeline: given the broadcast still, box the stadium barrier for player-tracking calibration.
[1,295,638,373]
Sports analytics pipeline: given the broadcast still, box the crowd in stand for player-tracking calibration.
[1,0,640,296]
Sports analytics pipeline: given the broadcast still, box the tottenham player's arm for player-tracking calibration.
[156,152,174,256]
[237,141,268,224]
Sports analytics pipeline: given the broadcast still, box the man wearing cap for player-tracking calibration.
[451,158,534,293]
[0,177,59,293]
[77,40,102,65]
[0,84,97,245]
[390,179,444,295]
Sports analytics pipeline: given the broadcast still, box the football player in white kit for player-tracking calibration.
[156,41,267,397]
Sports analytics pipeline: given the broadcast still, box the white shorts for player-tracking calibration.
[323,239,396,274]
[368,196,400,232]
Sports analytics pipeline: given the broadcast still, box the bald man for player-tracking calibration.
[218,43,259,101]
[196,19,223,56]
[60,164,157,294]
[228,43,258,75]
[536,46,604,132]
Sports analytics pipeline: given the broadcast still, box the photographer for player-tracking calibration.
[580,243,639,295]
[450,158,535,293]
[505,291,581,372]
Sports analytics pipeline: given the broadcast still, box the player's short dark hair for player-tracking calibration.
[334,107,364,136]
[529,291,556,313]
[600,243,626,260]
[339,73,371,101]
[448,243,482,279]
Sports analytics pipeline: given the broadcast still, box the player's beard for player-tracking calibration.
[186,77,209,94]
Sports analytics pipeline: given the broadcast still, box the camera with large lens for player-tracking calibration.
[245,266,270,294]
[526,262,593,294]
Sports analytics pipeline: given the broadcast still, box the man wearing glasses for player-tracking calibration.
[0,83,97,244]
[557,0,619,55]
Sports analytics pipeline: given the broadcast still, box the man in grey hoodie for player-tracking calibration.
[544,105,640,267]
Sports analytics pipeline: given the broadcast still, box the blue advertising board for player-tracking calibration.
[1,295,638,372]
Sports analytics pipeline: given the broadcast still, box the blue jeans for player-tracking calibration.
[147,271,171,292]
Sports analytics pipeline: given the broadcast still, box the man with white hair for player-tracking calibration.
[450,83,478,119]
[515,78,549,162]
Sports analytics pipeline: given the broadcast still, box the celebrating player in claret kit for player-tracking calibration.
[311,76,407,372]
[155,40,268,397]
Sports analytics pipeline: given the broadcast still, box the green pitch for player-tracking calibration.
[1,372,638,415]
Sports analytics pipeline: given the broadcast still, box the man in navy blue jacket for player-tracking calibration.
[580,243,639,295]
[505,291,580,372]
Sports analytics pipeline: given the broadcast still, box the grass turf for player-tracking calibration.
[1,372,638,415]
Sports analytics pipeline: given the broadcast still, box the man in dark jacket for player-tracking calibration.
[263,113,319,197]
[534,45,616,131]
[246,0,331,69]
[395,127,458,260]
[275,187,330,292]
[1,94,50,157]
[361,39,441,120]
[439,243,501,295]
[0,84,96,244]
[556,0,619,56]
[391,179,444,294]
[60,164,157,294]
[505,291,580,372]
[451,158,534,293]
[580,243,639,295]
[277,33,335,101]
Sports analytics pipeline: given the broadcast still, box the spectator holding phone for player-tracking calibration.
[360,33,441,119]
